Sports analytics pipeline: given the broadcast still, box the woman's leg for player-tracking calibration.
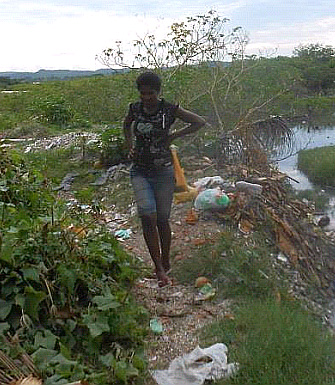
[131,166,173,286]
[141,213,169,286]
[155,166,175,274]
[157,220,171,273]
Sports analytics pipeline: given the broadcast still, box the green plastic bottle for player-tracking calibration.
[216,194,230,207]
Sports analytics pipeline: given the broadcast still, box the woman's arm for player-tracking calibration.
[169,106,206,142]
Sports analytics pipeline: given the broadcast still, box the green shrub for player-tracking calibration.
[100,125,128,166]
[0,148,148,384]
[30,96,74,127]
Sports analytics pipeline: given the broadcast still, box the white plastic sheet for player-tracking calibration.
[151,343,238,385]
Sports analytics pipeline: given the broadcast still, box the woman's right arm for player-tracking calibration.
[168,106,206,142]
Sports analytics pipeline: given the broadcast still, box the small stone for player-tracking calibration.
[318,215,330,228]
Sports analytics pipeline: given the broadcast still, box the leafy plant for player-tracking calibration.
[30,96,74,127]
[0,148,148,384]
[100,125,128,166]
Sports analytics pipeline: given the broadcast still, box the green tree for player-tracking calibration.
[98,10,248,76]
[100,10,292,169]
[292,43,335,95]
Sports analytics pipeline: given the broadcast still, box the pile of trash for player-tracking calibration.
[173,163,335,298]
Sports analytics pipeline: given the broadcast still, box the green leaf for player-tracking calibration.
[21,267,40,282]
[50,353,77,366]
[34,329,58,350]
[0,299,12,320]
[16,286,47,320]
[0,322,10,336]
[100,352,115,368]
[0,246,13,264]
[59,342,72,360]
[65,318,77,332]
[57,265,77,294]
[92,293,121,311]
[114,361,139,382]
[82,313,110,338]
[43,374,67,385]
[31,348,58,371]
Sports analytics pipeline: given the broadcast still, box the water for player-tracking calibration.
[275,124,335,228]
[276,124,335,326]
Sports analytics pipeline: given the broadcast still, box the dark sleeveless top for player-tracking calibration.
[127,99,178,170]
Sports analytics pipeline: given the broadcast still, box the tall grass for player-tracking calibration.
[298,145,335,187]
[202,299,335,385]
[174,227,335,384]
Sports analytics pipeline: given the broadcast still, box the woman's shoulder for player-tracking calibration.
[161,99,179,114]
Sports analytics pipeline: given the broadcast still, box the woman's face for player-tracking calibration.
[139,85,159,110]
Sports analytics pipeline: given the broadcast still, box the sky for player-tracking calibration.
[1,0,335,72]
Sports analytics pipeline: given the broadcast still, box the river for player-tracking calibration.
[276,123,335,229]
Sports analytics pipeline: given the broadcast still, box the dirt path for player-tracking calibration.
[119,197,233,377]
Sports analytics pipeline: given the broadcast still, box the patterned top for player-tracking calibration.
[126,99,179,170]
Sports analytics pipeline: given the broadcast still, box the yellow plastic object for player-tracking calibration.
[171,146,188,192]
[174,186,198,204]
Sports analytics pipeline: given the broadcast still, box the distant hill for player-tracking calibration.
[0,68,126,82]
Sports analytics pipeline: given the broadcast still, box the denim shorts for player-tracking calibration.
[130,165,175,221]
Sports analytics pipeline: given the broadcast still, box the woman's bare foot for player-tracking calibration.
[156,269,170,287]
[162,261,171,274]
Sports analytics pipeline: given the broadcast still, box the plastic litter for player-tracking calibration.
[151,343,238,385]
[194,176,225,190]
[194,188,230,211]
[150,318,163,334]
[114,229,132,239]
[185,208,199,225]
[199,283,216,299]
[194,283,216,302]
[174,187,198,204]
[235,181,262,196]
[195,276,210,288]
[171,146,188,192]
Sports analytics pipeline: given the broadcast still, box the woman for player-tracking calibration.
[123,71,206,287]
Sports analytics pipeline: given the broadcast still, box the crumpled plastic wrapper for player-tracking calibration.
[151,343,238,385]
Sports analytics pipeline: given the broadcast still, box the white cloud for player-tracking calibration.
[246,16,335,57]
[1,1,335,71]
[0,6,174,71]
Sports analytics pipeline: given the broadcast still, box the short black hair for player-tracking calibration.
[136,71,161,93]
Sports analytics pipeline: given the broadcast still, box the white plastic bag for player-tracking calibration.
[151,343,238,385]
[194,176,225,190]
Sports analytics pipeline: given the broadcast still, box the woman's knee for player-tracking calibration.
[140,213,157,229]
[157,219,170,229]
